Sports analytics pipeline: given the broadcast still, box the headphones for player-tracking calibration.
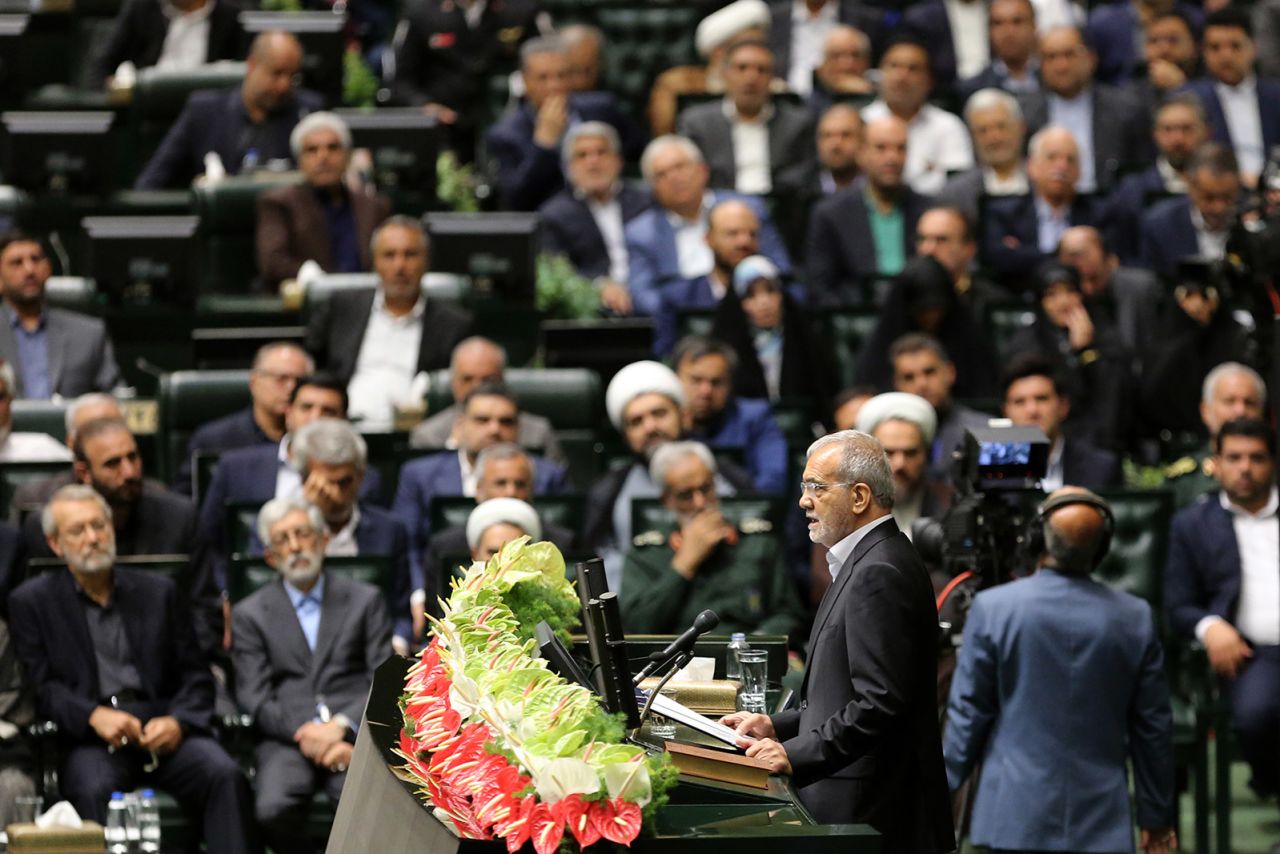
[1025,490,1116,571]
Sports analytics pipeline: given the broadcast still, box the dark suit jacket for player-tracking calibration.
[902,0,962,89]
[422,517,576,613]
[175,406,272,495]
[0,306,121,399]
[88,0,244,89]
[536,184,652,280]
[1138,195,1198,277]
[8,567,215,743]
[772,518,953,851]
[0,521,26,619]
[304,288,473,386]
[1180,76,1280,166]
[1062,436,1122,489]
[957,63,1041,103]
[256,183,392,287]
[1021,84,1152,192]
[1097,164,1175,265]
[1164,493,1245,639]
[675,98,817,196]
[485,92,647,211]
[135,87,324,190]
[769,0,885,75]
[806,180,933,305]
[22,481,196,560]
[980,192,1096,283]
[1086,1,1203,84]
[231,573,391,743]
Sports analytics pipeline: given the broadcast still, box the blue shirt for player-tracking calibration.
[316,186,361,274]
[284,573,326,652]
[5,305,50,399]
[1047,90,1096,192]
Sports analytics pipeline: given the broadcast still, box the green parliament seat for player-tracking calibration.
[226,500,266,558]
[597,6,701,115]
[771,398,819,449]
[823,308,879,389]
[362,432,417,507]
[44,276,101,314]
[128,62,246,176]
[194,175,301,296]
[630,495,787,542]
[430,494,586,535]
[227,554,394,605]
[1,461,70,519]
[1093,489,1174,630]
[156,369,252,485]
[676,308,714,341]
[424,367,603,432]
[10,399,69,444]
[985,301,1037,365]
[301,273,471,324]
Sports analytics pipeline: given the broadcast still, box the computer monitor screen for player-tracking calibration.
[335,108,439,201]
[239,11,344,105]
[2,111,115,194]
[82,215,199,306]
[424,212,537,304]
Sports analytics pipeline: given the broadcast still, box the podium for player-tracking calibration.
[328,657,883,853]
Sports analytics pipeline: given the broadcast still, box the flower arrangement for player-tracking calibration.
[396,538,678,852]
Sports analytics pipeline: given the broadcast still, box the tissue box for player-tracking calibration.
[6,822,105,852]
[639,678,739,716]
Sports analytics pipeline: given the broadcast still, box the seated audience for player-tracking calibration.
[807,115,932,304]
[1129,10,1202,114]
[256,112,393,289]
[409,337,563,464]
[1001,354,1121,489]
[0,560,34,829]
[305,217,472,430]
[1139,143,1244,276]
[769,1,880,98]
[465,497,547,563]
[832,385,878,431]
[560,24,604,93]
[855,392,952,537]
[625,135,790,317]
[135,32,322,189]
[936,88,1029,223]
[11,394,125,510]
[1086,0,1202,84]
[814,103,863,195]
[677,38,817,197]
[88,0,245,89]
[903,0,988,91]
[536,122,652,315]
[861,35,973,195]
[233,497,391,854]
[1165,417,1280,809]
[583,360,754,591]
[0,360,72,463]
[890,333,991,481]
[915,206,1007,318]
[674,335,789,495]
[958,0,1041,99]
[806,25,877,113]
[620,441,803,638]
[176,342,314,495]
[1057,226,1163,365]
[0,231,121,398]
[8,485,256,850]
[485,35,643,211]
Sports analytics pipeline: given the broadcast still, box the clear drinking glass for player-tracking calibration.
[648,686,679,740]
[736,649,768,713]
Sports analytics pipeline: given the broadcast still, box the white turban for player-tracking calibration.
[695,0,770,58]
[856,392,938,445]
[605,360,685,431]
[465,498,541,551]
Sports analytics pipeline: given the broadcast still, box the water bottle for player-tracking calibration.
[123,791,141,851]
[725,633,749,680]
[138,789,161,854]
[105,792,130,854]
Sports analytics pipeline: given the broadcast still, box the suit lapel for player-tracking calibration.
[114,570,164,700]
[45,313,66,394]
[310,574,346,678]
[0,313,21,396]
[267,580,315,670]
[351,193,379,270]
[338,291,376,380]
[54,570,98,693]
[295,190,333,271]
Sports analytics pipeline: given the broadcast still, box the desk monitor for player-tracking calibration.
[81,215,199,306]
[424,212,537,305]
[239,11,344,105]
[334,108,438,201]
[2,111,114,194]
[535,621,594,692]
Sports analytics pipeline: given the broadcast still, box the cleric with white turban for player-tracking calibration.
[855,392,943,539]
[465,497,542,552]
[695,0,770,58]
[855,392,939,444]
[605,360,685,432]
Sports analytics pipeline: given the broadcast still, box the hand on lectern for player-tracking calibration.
[719,711,774,740]
[744,739,792,775]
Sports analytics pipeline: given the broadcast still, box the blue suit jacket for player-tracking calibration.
[686,397,789,495]
[485,92,647,211]
[1180,76,1280,167]
[391,450,569,589]
[175,406,272,495]
[1138,195,1198,277]
[980,192,1095,284]
[623,191,792,317]
[944,569,1174,851]
[1087,2,1203,84]
[1164,493,1244,640]
[1096,165,1174,265]
[536,183,652,280]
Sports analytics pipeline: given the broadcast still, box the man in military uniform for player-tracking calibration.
[1164,361,1266,507]
[619,441,804,643]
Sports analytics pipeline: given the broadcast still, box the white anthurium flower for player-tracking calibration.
[604,757,652,807]
[534,757,601,803]
[449,674,480,718]
[494,698,524,727]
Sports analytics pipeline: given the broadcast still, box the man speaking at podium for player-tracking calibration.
[722,430,954,853]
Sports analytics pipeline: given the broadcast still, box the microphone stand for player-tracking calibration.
[635,651,693,731]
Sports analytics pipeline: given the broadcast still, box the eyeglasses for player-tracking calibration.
[269,527,320,549]
[799,480,856,496]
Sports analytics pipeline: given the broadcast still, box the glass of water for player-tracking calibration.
[736,649,768,713]
[648,686,678,740]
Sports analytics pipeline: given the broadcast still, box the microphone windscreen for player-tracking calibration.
[694,610,720,631]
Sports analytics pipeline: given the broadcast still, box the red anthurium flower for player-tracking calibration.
[592,798,643,846]
[493,795,536,852]
[529,801,566,854]
[561,795,602,848]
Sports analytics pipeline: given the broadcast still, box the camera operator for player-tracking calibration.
[944,487,1176,854]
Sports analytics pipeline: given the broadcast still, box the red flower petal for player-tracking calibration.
[561,795,602,848]
[529,801,566,854]
[592,798,643,846]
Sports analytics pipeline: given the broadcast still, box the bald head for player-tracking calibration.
[706,200,761,275]
[244,31,303,116]
[859,115,909,192]
[1041,486,1110,574]
[449,337,507,403]
[1027,126,1080,206]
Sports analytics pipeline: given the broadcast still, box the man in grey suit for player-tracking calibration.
[232,497,391,854]
[723,430,954,853]
[677,38,816,197]
[0,232,120,399]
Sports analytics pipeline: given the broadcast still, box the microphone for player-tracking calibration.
[633,610,720,683]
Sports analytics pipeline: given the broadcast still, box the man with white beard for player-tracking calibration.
[232,497,391,854]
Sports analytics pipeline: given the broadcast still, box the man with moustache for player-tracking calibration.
[8,486,256,851]
[233,497,391,854]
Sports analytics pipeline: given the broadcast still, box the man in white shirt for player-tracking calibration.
[959,0,1041,98]
[88,0,245,89]
[862,35,973,195]
[936,88,1030,221]
[810,24,876,107]
[784,0,840,95]
[1166,416,1280,806]
[0,360,71,463]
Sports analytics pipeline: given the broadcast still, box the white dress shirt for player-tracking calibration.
[945,0,990,80]
[155,0,214,71]
[724,99,774,195]
[327,505,362,557]
[824,513,896,583]
[667,193,715,280]
[862,101,974,195]
[1195,488,1280,646]
[1190,206,1229,261]
[1047,89,1096,192]
[458,449,478,498]
[273,437,302,500]
[1040,437,1064,492]
[788,0,838,95]
[346,289,426,431]
[583,186,629,283]
[1215,76,1265,180]
[983,165,1030,196]
[0,431,72,463]
[1156,157,1187,194]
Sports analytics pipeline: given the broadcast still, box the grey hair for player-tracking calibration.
[451,336,507,371]
[1202,361,1266,407]
[520,34,565,67]
[289,111,352,161]
[560,23,604,49]
[1027,125,1076,161]
[824,24,871,59]
[964,87,1023,126]
[370,214,430,261]
[475,442,535,482]
[649,440,718,487]
[1043,513,1104,575]
[806,429,896,508]
[64,393,121,437]
[291,418,367,473]
[561,120,621,170]
[256,496,326,549]
[640,135,704,183]
[42,484,113,539]
[0,360,13,399]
